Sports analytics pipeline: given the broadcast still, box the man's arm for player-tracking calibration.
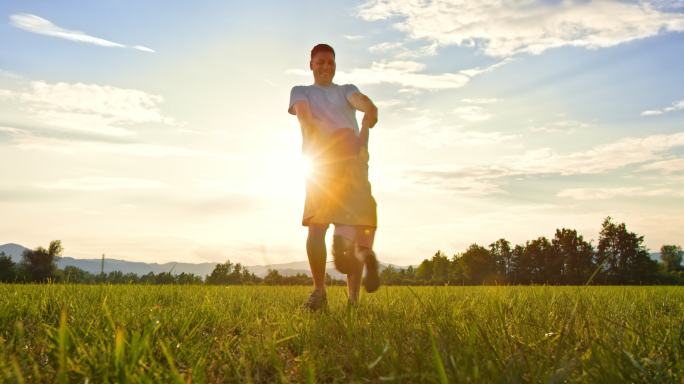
[292,100,321,152]
[348,92,378,129]
[293,100,319,134]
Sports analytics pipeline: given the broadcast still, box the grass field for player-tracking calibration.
[0,285,682,383]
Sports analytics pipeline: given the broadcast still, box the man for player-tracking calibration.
[288,43,380,310]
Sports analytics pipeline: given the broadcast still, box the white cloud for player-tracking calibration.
[39,177,167,191]
[10,13,154,52]
[503,133,684,176]
[1,81,174,137]
[406,166,506,195]
[529,119,589,134]
[0,69,22,79]
[451,98,501,122]
[558,187,684,200]
[375,99,403,108]
[641,99,684,116]
[357,0,684,58]
[344,35,365,40]
[640,158,684,174]
[1,126,215,158]
[405,132,684,193]
[369,41,404,53]
[343,59,507,91]
[398,110,517,148]
[369,41,438,58]
[460,98,499,104]
[287,57,509,91]
[453,105,492,122]
[417,130,518,148]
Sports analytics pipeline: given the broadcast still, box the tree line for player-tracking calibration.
[0,244,347,285]
[382,217,683,285]
[1,217,682,286]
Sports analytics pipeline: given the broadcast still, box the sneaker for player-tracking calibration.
[302,289,327,311]
[362,250,380,293]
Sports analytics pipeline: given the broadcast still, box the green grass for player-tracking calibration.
[0,285,682,383]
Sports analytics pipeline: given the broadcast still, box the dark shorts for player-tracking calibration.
[302,129,377,228]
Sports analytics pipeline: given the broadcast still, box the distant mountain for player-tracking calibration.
[0,243,354,278]
[0,243,28,263]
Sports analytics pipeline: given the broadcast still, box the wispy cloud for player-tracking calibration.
[453,106,492,122]
[10,13,154,52]
[344,35,364,40]
[397,108,517,148]
[368,41,438,58]
[641,99,684,116]
[0,80,174,137]
[357,1,684,58]
[374,99,403,108]
[38,177,168,191]
[640,158,684,174]
[288,59,509,91]
[558,187,684,200]
[502,133,684,176]
[0,126,216,158]
[404,132,684,194]
[529,119,589,134]
[460,98,500,104]
[0,69,23,79]
[451,98,501,122]
[407,169,505,195]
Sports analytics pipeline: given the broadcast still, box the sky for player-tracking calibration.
[1,0,683,266]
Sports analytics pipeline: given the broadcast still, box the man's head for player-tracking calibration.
[310,43,336,86]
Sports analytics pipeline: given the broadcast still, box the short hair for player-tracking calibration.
[311,44,335,59]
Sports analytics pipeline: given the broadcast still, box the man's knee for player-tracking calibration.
[332,234,362,274]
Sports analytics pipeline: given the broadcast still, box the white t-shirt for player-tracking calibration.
[288,83,360,137]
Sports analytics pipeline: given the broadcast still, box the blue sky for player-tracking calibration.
[1,0,683,265]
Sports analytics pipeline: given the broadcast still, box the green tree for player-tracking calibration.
[21,240,63,282]
[263,269,283,285]
[489,239,513,282]
[510,244,529,284]
[0,252,16,282]
[61,266,95,283]
[457,244,498,284]
[206,261,233,284]
[177,272,203,285]
[518,238,555,284]
[660,245,683,272]
[596,217,658,284]
[552,229,595,284]
[415,259,433,282]
[431,251,450,284]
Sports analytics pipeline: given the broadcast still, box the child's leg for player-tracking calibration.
[356,226,380,293]
[355,226,376,255]
[332,225,360,274]
[333,225,363,302]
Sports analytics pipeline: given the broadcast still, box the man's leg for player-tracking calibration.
[302,224,329,311]
[306,224,329,292]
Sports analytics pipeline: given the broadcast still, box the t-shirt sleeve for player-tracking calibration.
[344,84,361,103]
[288,86,307,115]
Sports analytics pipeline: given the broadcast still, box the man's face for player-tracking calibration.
[310,51,336,85]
